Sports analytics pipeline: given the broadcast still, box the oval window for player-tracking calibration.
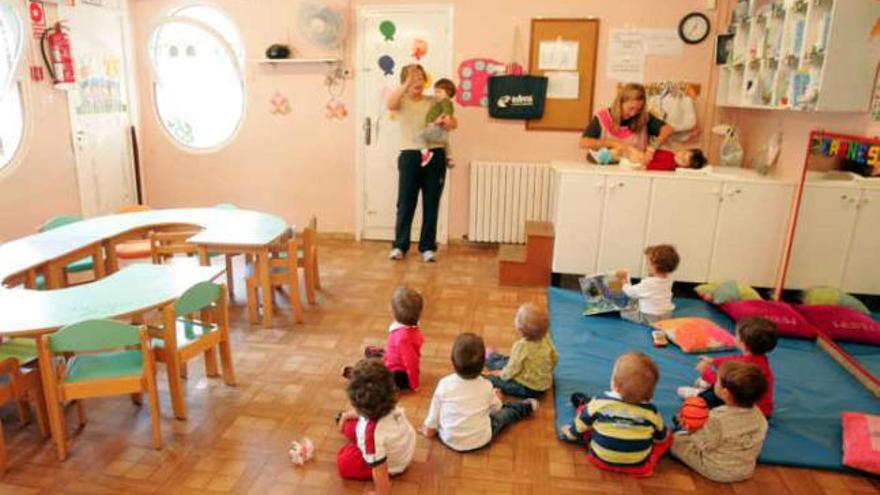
[148,6,244,150]
[0,0,25,171]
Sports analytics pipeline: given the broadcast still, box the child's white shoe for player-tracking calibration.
[524,398,540,414]
[677,386,701,399]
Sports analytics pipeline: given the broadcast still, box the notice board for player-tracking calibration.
[527,18,599,131]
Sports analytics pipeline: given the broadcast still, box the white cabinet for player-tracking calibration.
[551,172,605,274]
[708,181,795,287]
[842,188,880,294]
[644,177,723,282]
[596,176,651,275]
[786,183,860,289]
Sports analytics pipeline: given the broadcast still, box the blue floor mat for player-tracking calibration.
[549,287,880,471]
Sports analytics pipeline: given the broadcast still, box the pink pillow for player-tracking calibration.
[795,305,880,345]
[653,318,736,353]
[719,300,818,339]
[843,412,880,475]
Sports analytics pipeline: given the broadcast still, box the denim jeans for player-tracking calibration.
[485,354,544,399]
[489,401,533,438]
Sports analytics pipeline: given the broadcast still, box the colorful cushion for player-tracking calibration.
[794,305,880,345]
[653,317,736,353]
[803,287,870,315]
[719,300,818,339]
[695,281,762,304]
[842,412,880,475]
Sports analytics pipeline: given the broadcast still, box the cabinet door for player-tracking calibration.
[709,182,794,287]
[596,175,652,274]
[842,189,880,295]
[786,184,859,289]
[644,177,722,282]
[552,173,605,274]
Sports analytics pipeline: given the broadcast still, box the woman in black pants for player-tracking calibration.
[386,64,457,262]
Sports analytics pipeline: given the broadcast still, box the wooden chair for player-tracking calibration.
[148,282,235,420]
[149,229,201,265]
[114,204,153,261]
[38,320,161,461]
[244,234,305,324]
[0,339,49,471]
[38,215,96,286]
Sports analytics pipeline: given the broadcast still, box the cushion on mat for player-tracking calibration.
[695,281,762,304]
[842,412,880,475]
[654,317,736,353]
[719,300,818,339]
[803,287,871,315]
[795,305,880,345]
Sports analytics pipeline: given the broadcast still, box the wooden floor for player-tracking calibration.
[1,240,878,494]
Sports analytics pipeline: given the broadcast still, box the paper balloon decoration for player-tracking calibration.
[378,55,395,76]
[456,58,522,108]
[412,38,428,60]
[379,20,396,41]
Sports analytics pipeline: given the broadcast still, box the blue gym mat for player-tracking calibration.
[549,287,880,471]
[840,312,880,377]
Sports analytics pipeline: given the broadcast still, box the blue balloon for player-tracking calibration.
[378,55,395,76]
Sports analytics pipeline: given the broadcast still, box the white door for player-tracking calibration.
[709,182,794,287]
[356,5,453,241]
[645,177,723,282]
[596,175,651,275]
[842,188,880,294]
[552,172,605,274]
[786,183,860,289]
[62,1,137,216]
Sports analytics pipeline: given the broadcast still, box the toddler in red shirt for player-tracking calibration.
[645,148,707,171]
[677,317,778,417]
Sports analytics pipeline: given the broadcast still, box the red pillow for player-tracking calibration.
[843,412,880,475]
[794,305,880,345]
[719,300,818,339]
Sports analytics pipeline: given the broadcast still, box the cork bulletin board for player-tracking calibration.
[527,18,599,131]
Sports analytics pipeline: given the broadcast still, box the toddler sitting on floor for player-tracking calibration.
[485,303,559,398]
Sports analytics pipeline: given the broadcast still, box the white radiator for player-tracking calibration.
[468,161,553,244]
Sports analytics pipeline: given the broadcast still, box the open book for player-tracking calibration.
[579,271,631,315]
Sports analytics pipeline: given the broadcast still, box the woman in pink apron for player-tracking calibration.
[581,83,673,164]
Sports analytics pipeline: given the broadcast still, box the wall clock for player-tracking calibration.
[679,12,711,44]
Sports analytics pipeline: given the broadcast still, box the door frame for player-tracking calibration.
[354,3,454,243]
[63,0,140,214]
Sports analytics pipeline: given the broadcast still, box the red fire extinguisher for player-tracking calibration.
[40,21,76,88]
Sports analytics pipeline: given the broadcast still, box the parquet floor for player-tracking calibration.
[1,240,878,494]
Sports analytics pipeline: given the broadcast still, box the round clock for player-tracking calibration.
[679,12,711,45]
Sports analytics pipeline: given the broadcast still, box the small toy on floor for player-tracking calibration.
[652,330,669,347]
[677,397,709,431]
[288,438,315,466]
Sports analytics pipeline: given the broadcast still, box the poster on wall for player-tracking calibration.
[607,29,645,82]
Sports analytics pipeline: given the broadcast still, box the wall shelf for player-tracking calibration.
[253,57,340,65]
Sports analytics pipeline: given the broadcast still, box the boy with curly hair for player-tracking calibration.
[336,359,416,494]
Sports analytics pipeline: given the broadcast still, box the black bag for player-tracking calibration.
[487,75,548,119]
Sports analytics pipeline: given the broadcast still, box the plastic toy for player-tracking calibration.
[288,438,315,466]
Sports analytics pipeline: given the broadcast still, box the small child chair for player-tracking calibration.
[148,282,235,419]
[114,204,154,261]
[0,338,49,471]
[38,320,161,460]
[38,215,96,286]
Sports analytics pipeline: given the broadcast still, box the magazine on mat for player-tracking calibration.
[578,271,631,315]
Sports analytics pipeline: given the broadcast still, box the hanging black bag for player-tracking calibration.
[487,75,548,119]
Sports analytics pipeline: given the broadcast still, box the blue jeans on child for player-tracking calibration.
[485,353,544,399]
[490,401,533,438]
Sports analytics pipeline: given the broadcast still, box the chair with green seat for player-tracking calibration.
[38,319,161,460]
[38,214,96,286]
[0,339,49,471]
[148,282,235,420]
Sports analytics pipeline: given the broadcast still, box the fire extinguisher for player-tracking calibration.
[40,21,76,88]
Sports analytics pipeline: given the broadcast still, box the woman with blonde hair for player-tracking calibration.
[580,83,674,164]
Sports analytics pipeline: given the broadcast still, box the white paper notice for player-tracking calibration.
[640,29,684,56]
[538,40,579,71]
[545,71,580,99]
[607,29,645,82]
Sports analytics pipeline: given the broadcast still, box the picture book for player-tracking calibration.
[579,271,631,315]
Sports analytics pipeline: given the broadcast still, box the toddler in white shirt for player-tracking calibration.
[620,244,680,326]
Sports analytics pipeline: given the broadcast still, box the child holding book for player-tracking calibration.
[560,352,671,477]
[620,244,680,326]
[336,359,416,494]
[671,361,769,482]
[422,333,538,451]
[485,303,558,398]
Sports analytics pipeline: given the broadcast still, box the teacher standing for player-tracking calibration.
[580,83,674,163]
[387,64,457,263]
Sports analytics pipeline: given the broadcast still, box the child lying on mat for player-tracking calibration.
[619,245,680,326]
[560,352,671,477]
[342,287,425,391]
[671,361,769,482]
[588,146,707,171]
[677,317,777,417]
[484,303,559,398]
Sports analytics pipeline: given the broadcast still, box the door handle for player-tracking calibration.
[363,117,372,146]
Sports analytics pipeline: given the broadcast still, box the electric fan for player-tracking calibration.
[298,2,347,48]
